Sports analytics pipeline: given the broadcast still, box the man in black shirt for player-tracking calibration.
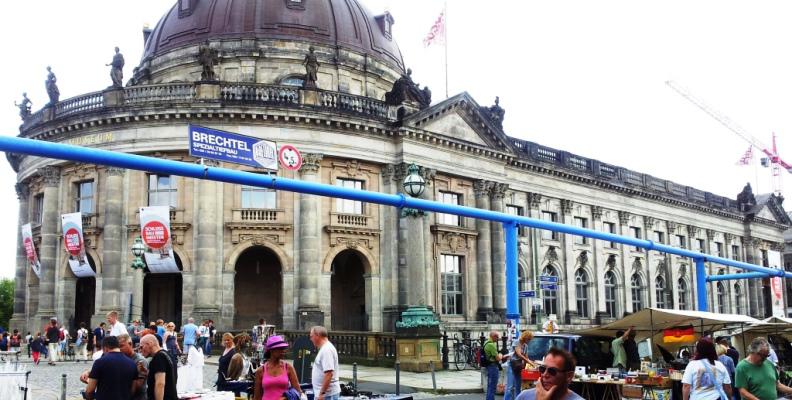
[140,334,178,400]
[45,318,61,365]
[624,330,641,371]
[84,336,137,400]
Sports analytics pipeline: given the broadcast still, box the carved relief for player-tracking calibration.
[687,225,698,238]
[105,167,126,177]
[656,260,667,276]
[239,234,281,246]
[560,199,573,215]
[446,233,468,252]
[381,164,396,182]
[545,246,559,263]
[678,264,687,277]
[591,206,603,221]
[606,254,617,270]
[666,221,677,233]
[38,166,61,187]
[528,193,542,209]
[632,257,642,273]
[490,183,508,200]
[576,250,588,267]
[301,153,324,174]
[705,229,715,241]
[333,236,373,250]
[71,165,97,180]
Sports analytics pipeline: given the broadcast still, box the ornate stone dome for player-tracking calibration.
[142,0,404,72]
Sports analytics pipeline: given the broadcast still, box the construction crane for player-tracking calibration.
[666,80,791,196]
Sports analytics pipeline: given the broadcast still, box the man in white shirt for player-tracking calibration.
[106,311,128,337]
[310,326,340,400]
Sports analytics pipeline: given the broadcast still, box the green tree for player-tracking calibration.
[0,278,13,330]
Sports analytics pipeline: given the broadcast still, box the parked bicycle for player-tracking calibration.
[452,335,481,371]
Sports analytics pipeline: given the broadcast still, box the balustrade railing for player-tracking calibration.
[125,83,195,105]
[233,208,282,222]
[220,83,299,104]
[331,212,369,227]
[54,91,104,118]
[320,91,390,119]
[280,330,396,367]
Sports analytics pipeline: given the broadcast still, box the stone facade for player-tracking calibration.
[7,1,791,334]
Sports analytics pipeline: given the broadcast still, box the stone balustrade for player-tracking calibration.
[232,208,283,222]
[125,83,195,105]
[331,212,370,227]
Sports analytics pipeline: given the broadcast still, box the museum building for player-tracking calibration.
[8,0,791,334]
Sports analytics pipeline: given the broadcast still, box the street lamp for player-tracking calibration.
[402,163,425,198]
[130,237,146,270]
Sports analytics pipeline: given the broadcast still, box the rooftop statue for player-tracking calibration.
[486,96,505,128]
[737,182,757,211]
[302,46,319,89]
[45,66,60,105]
[14,93,32,121]
[107,47,125,88]
[385,68,431,109]
[197,42,219,82]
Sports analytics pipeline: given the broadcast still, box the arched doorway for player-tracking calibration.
[143,254,183,326]
[331,249,367,331]
[234,246,282,329]
[73,254,97,330]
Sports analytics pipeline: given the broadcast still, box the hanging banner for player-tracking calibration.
[139,206,180,273]
[21,223,41,278]
[768,250,785,317]
[61,212,95,277]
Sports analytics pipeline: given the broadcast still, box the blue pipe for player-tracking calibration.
[504,223,520,325]
[707,271,777,282]
[695,258,708,312]
[1,135,791,304]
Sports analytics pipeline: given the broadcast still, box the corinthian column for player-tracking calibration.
[96,167,125,319]
[9,183,30,331]
[193,161,220,322]
[490,183,508,319]
[297,153,324,329]
[474,180,494,321]
[34,166,61,328]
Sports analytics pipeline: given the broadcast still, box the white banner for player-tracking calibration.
[139,206,180,273]
[61,212,95,277]
[21,223,41,278]
[769,250,785,317]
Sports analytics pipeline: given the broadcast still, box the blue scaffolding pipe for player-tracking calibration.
[0,135,788,317]
[707,271,780,282]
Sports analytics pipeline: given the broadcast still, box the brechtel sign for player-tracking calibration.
[188,124,278,170]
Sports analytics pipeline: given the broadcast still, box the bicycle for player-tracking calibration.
[453,335,481,371]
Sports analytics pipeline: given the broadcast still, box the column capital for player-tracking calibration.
[105,167,126,177]
[724,233,734,243]
[489,182,508,200]
[301,153,324,174]
[618,211,630,225]
[38,166,61,187]
[15,182,29,200]
[560,199,573,215]
[381,164,397,182]
[591,205,603,221]
[528,192,542,209]
[705,228,715,241]
[666,221,677,233]
[643,216,655,231]
[473,180,494,198]
[687,225,698,238]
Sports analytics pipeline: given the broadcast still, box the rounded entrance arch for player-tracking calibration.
[73,254,97,330]
[330,249,367,331]
[143,254,183,325]
[234,246,282,329]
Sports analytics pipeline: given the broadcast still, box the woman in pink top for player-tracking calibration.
[253,335,302,400]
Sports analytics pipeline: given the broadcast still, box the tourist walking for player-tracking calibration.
[253,335,302,400]
[681,338,732,400]
[310,326,340,400]
[735,337,792,400]
[197,320,209,355]
[76,322,89,362]
[118,334,148,400]
[25,331,32,358]
[92,322,106,355]
[140,334,179,400]
[163,322,181,366]
[30,332,45,365]
[9,329,22,353]
[45,318,61,365]
[83,335,138,400]
[181,317,199,354]
[107,311,128,336]
[483,330,503,400]
[515,348,583,400]
[506,330,535,400]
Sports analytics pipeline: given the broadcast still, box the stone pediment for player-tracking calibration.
[403,92,513,151]
[757,206,776,221]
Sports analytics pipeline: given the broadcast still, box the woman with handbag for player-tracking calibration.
[253,335,303,400]
[505,330,535,400]
[681,338,732,400]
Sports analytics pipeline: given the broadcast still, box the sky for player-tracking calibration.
[2,1,792,279]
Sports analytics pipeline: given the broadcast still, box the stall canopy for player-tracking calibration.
[731,316,792,358]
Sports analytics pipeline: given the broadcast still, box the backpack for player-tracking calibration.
[478,343,491,367]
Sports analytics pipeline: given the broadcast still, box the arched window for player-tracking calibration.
[605,271,617,318]
[631,274,645,312]
[575,269,589,318]
[678,278,688,310]
[543,266,558,317]
[717,282,727,314]
[655,276,667,308]
[734,283,744,315]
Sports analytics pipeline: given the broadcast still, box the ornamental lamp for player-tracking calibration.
[130,237,146,270]
[402,164,425,198]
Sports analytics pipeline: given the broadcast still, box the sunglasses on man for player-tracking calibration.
[538,365,572,376]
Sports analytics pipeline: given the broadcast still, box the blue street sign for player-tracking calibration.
[519,290,536,298]
[540,283,557,291]
[188,124,278,170]
[539,275,558,283]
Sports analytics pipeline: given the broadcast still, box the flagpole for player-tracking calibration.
[443,0,449,99]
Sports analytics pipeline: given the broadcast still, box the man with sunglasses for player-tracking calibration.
[516,348,583,400]
[734,337,792,400]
